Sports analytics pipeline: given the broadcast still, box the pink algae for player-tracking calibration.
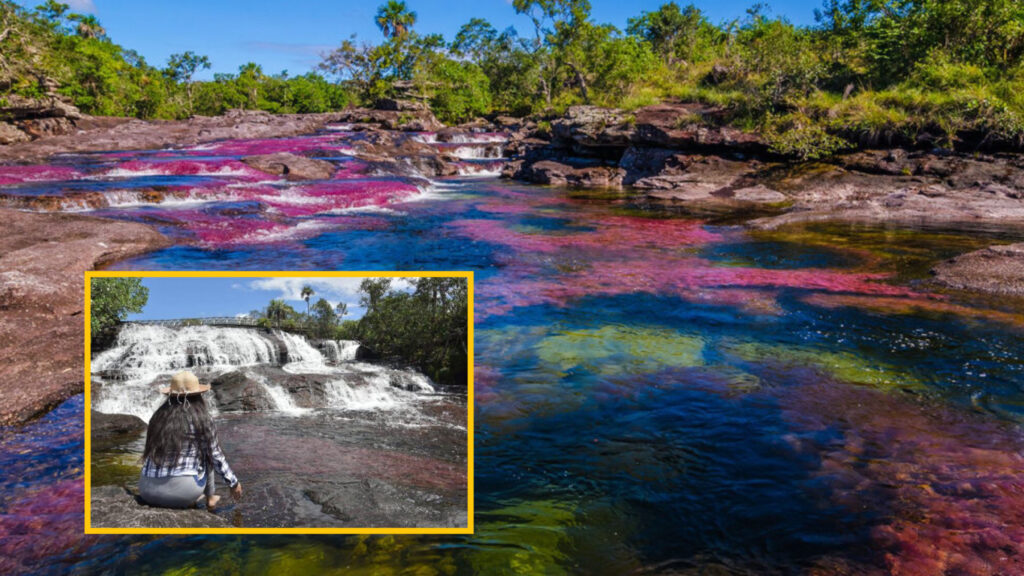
[774,376,1024,576]
[101,158,271,182]
[0,164,82,186]
[261,180,421,218]
[0,479,100,574]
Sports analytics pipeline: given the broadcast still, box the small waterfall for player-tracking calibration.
[247,372,310,416]
[320,340,361,364]
[91,323,434,419]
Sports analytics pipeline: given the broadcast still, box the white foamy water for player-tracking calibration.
[91,324,434,419]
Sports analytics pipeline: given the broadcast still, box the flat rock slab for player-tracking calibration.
[90,486,230,528]
[241,152,336,180]
[0,209,169,425]
[0,110,340,163]
[931,243,1024,296]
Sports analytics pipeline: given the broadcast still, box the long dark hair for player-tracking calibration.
[143,394,217,469]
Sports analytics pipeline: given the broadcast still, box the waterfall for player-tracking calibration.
[246,371,311,416]
[91,323,435,419]
[92,324,281,378]
[320,340,361,364]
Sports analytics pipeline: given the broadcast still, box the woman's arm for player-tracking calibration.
[210,438,239,488]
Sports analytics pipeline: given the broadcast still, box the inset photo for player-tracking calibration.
[85,271,472,534]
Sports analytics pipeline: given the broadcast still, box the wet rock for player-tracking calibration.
[931,243,1024,296]
[552,105,632,151]
[210,370,275,412]
[90,485,230,528]
[374,98,429,112]
[0,210,169,425]
[241,152,336,180]
[515,159,624,188]
[91,411,146,437]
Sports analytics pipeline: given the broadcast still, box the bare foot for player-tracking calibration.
[206,495,221,511]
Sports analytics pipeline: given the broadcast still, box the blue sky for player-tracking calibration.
[25,0,823,79]
[122,276,415,321]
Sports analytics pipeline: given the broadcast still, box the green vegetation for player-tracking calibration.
[0,1,351,118]
[90,277,148,346]
[5,0,1024,155]
[245,278,467,386]
[352,278,469,387]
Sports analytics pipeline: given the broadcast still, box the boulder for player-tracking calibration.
[241,152,336,180]
[515,159,625,188]
[91,411,146,437]
[210,370,275,412]
[90,486,231,528]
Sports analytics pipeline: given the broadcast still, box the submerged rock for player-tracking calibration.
[90,486,230,528]
[931,243,1024,296]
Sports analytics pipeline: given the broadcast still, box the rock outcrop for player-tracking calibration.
[0,210,170,425]
[0,94,82,145]
[90,486,231,528]
[931,243,1024,297]
[505,102,1024,229]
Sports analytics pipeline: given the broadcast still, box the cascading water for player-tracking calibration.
[91,324,435,421]
[320,340,361,364]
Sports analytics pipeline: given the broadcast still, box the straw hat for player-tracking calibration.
[159,371,211,395]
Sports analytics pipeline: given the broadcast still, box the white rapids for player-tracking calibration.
[91,323,436,421]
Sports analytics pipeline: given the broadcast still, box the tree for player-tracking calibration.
[300,285,314,316]
[164,51,211,115]
[90,278,148,345]
[336,301,348,320]
[375,0,417,39]
[68,13,105,39]
[310,298,338,338]
[627,3,717,66]
[265,298,292,329]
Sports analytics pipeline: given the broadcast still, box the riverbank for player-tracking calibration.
[0,209,169,426]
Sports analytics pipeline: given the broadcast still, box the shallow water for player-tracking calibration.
[2,128,1024,574]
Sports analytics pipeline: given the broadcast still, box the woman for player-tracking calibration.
[139,371,243,511]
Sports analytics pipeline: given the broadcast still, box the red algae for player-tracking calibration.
[99,158,271,182]
[774,376,1024,576]
[0,479,98,574]
[0,164,82,185]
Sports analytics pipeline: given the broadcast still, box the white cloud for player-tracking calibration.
[247,276,415,316]
[66,0,97,13]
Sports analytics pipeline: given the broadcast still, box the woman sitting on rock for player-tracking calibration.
[139,371,243,511]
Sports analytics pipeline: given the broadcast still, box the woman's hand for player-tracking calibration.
[231,482,243,501]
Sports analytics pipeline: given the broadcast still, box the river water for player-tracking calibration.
[2,126,1024,574]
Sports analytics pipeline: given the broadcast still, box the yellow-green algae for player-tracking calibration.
[536,325,706,376]
[720,341,925,392]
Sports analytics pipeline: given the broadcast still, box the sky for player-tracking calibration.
[21,0,823,79]
[124,276,416,321]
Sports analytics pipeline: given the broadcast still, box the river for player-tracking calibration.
[1,125,1023,574]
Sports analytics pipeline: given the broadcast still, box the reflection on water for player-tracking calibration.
[2,128,1024,574]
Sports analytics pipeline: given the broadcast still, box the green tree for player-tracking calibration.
[265,298,293,329]
[375,0,417,39]
[90,278,148,344]
[164,51,211,115]
[310,298,338,338]
[300,284,314,316]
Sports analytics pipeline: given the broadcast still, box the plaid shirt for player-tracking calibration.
[141,429,238,487]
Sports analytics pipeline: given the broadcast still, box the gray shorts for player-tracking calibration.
[139,471,215,508]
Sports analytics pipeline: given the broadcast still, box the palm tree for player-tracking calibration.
[375,1,417,39]
[300,285,314,316]
[70,14,105,39]
[266,299,289,328]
